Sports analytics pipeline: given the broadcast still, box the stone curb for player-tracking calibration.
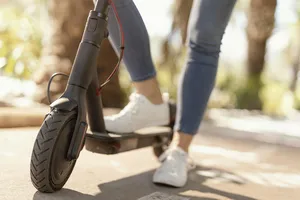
[0,107,120,128]
[0,107,49,128]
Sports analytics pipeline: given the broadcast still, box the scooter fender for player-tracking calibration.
[50,97,78,111]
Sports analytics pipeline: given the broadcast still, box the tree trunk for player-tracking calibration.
[159,0,193,66]
[237,0,277,110]
[247,0,276,76]
[33,0,125,108]
[158,0,193,98]
[171,0,194,45]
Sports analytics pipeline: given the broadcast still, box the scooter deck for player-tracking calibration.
[85,126,172,154]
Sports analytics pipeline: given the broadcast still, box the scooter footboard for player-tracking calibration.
[85,127,172,154]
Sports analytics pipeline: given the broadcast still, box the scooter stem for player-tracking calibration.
[52,1,110,160]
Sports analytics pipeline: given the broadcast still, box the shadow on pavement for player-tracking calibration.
[32,165,257,200]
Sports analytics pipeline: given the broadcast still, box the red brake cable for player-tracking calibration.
[96,0,125,96]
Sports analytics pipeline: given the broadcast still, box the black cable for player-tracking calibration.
[47,72,69,104]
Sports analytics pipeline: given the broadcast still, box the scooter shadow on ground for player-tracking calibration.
[32,165,257,200]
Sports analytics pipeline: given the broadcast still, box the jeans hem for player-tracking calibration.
[131,71,156,82]
[174,125,199,136]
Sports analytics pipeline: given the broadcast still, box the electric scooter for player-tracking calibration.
[30,0,175,193]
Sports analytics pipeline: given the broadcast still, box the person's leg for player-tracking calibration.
[103,0,169,133]
[153,0,236,187]
[107,0,163,104]
[174,0,237,152]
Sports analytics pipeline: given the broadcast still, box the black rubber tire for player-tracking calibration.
[30,109,77,193]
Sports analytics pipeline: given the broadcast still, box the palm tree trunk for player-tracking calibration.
[159,0,193,66]
[33,0,125,108]
[237,0,277,109]
[247,0,277,76]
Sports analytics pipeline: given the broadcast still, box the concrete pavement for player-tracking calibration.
[0,127,299,200]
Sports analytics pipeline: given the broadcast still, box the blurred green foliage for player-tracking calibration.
[1,0,300,117]
[235,75,263,110]
[0,3,45,79]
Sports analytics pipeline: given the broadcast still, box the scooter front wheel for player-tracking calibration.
[30,109,77,193]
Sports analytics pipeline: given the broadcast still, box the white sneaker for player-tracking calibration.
[153,147,193,187]
[104,93,170,133]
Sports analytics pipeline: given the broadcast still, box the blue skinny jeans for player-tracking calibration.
[105,0,236,135]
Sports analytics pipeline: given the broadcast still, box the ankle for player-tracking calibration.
[133,77,163,105]
[140,92,163,105]
[171,132,193,153]
[177,144,189,154]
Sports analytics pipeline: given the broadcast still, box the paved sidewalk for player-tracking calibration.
[0,127,299,200]
[203,109,300,148]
